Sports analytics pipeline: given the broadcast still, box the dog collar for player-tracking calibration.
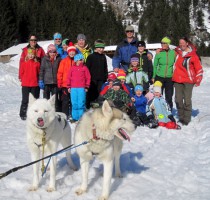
[92,124,100,140]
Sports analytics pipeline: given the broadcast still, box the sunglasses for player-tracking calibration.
[79,59,83,61]
[49,51,57,53]
[126,31,134,33]
[161,42,168,45]
[30,39,37,42]
[55,38,61,41]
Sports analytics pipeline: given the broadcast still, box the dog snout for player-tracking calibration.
[37,117,43,122]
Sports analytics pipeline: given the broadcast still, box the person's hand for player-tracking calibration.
[195,76,202,87]
[85,88,88,92]
[151,78,155,83]
[68,88,71,93]
[114,68,119,73]
[131,97,135,102]
[38,80,45,90]
[156,48,161,54]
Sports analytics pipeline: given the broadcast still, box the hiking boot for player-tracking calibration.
[147,119,158,129]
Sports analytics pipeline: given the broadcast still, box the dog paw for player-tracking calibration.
[115,174,123,178]
[28,186,38,191]
[75,188,86,195]
[98,196,108,200]
[47,187,55,192]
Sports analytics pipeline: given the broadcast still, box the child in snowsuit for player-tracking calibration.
[130,85,149,126]
[103,79,131,112]
[117,69,133,97]
[19,48,40,120]
[126,54,149,94]
[57,42,76,118]
[67,54,91,122]
[147,84,181,129]
[39,44,61,112]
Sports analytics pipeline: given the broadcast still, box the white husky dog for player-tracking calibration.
[26,94,76,192]
[74,100,135,200]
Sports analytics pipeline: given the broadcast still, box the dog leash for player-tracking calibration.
[0,141,89,180]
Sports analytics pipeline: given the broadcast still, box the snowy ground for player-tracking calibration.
[0,59,210,200]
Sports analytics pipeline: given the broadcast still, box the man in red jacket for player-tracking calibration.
[172,37,203,125]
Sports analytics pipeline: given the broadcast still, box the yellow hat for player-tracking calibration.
[154,81,162,87]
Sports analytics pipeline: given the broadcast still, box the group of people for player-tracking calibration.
[18,25,203,129]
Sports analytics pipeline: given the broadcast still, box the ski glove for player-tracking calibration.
[39,80,45,89]
[168,114,176,122]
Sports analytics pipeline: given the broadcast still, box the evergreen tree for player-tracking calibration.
[0,0,17,51]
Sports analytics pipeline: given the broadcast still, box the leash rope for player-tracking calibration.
[41,133,46,174]
[0,140,89,180]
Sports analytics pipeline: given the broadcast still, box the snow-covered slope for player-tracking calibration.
[0,45,210,200]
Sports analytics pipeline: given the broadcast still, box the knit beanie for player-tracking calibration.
[108,73,117,81]
[112,79,121,87]
[67,42,77,53]
[153,86,162,93]
[161,37,171,45]
[130,53,140,63]
[153,81,162,87]
[94,39,105,48]
[47,44,56,53]
[62,38,69,46]
[77,33,86,41]
[74,53,84,62]
[27,48,36,55]
[53,33,62,40]
[117,69,126,80]
[137,41,146,48]
[135,85,143,92]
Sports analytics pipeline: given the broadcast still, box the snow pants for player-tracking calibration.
[174,82,194,124]
[20,86,40,118]
[71,88,86,121]
[155,76,174,111]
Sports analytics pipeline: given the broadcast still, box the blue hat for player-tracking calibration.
[135,85,143,92]
[74,54,84,62]
[53,33,62,40]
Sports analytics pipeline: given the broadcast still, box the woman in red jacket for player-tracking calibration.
[172,37,203,125]
[19,48,40,120]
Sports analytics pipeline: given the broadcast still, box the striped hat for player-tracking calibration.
[117,69,126,80]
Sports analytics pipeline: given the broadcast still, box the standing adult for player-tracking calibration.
[86,39,108,108]
[75,33,92,62]
[152,36,176,110]
[172,37,203,125]
[19,34,45,68]
[53,32,64,57]
[112,25,138,73]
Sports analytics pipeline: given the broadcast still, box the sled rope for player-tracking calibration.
[0,141,89,180]
[41,133,46,174]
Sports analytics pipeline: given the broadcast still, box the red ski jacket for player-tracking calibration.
[19,59,40,87]
[172,45,203,85]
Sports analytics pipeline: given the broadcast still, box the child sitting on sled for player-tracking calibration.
[147,82,181,130]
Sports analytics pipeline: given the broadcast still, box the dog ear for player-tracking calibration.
[102,100,113,117]
[49,94,56,107]
[28,93,36,107]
